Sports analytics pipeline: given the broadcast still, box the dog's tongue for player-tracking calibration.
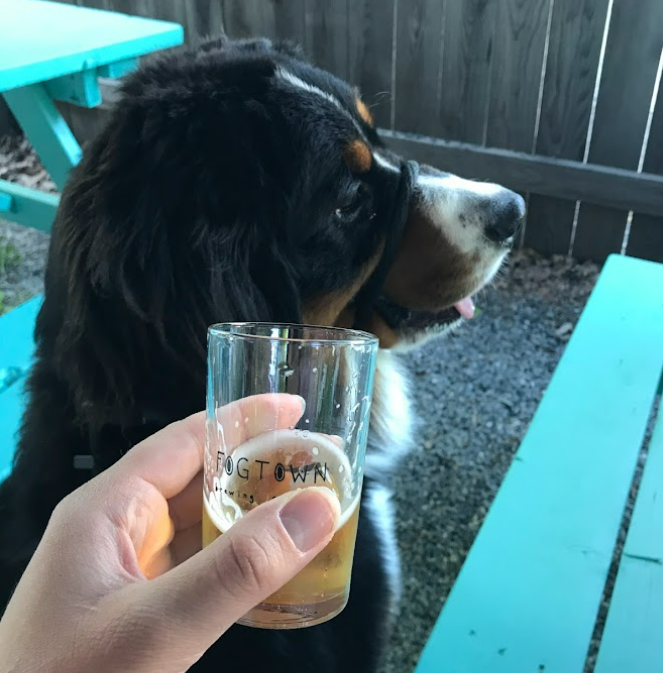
[454,297,475,319]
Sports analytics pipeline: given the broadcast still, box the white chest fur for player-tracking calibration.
[363,350,415,614]
[366,350,415,479]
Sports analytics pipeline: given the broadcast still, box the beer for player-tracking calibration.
[203,429,362,627]
[203,494,360,606]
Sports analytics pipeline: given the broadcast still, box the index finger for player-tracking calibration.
[109,394,305,499]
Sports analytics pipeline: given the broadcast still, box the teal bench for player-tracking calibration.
[415,254,663,673]
[0,296,41,482]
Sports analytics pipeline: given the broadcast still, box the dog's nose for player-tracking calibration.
[484,190,526,244]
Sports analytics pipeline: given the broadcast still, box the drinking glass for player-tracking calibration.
[204,323,379,628]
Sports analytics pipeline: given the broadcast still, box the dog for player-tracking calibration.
[0,37,523,672]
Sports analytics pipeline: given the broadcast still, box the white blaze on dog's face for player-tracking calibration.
[272,64,525,348]
[360,151,525,348]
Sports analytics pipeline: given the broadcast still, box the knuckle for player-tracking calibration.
[224,534,276,594]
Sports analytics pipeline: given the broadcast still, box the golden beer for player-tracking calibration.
[202,429,361,627]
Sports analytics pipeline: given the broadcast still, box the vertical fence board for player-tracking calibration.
[273,0,306,48]
[222,0,276,40]
[573,0,663,261]
[627,81,663,263]
[110,0,155,21]
[393,0,445,135]
[525,0,610,255]
[185,0,225,47]
[437,0,496,145]
[222,0,305,46]
[304,0,348,79]
[347,0,395,128]
[626,215,663,263]
[484,0,551,152]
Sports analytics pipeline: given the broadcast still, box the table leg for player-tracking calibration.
[0,179,59,232]
[2,83,82,191]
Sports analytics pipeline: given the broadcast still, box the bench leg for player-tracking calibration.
[2,83,82,191]
[0,179,60,232]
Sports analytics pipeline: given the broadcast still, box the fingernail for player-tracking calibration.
[296,396,307,414]
[279,488,340,552]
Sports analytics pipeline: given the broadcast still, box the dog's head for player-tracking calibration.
[52,38,523,418]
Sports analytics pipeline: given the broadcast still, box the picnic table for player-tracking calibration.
[415,254,663,672]
[2,4,663,670]
[0,0,183,231]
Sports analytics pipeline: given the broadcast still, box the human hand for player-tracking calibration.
[0,394,340,673]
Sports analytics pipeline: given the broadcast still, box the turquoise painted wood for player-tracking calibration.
[45,68,102,108]
[0,179,59,232]
[0,296,42,376]
[0,0,183,93]
[98,57,138,79]
[0,296,42,484]
[0,377,29,483]
[3,84,82,191]
[0,191,12,212]
[415,254,663,673]
[593,404,663,673]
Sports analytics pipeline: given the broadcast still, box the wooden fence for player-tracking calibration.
[4,0,663,263]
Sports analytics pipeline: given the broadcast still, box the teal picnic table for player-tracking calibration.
[0,0,183,231]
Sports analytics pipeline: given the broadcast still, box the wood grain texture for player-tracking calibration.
[526,0,610,255]
[438,0,496,145]
[273,0,306,48]
[628,79,663,263]
[381,131,663,217]
[574,0,663,261]
[222,0,276,40]
[484,0,551,152]
[111,0,156,19]
[347,0,395,128]
[415,254,663,673]
[393,0,445,135]
[626,214,663,263]
[304,0,348,79]
[185,0,225,47]
[593,405,663,673]
[525,196,577,256]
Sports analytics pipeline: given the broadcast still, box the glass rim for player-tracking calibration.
[208,322,379,346]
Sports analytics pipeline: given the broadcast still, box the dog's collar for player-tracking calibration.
[73,411,174,472]
[353,160,419,331]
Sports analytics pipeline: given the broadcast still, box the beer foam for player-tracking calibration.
[207,428,363,535]
[205,487,360,535]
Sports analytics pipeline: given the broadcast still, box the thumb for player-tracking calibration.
[111,487,341,670]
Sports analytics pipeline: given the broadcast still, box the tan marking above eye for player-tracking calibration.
[356,98,374,126]
[342,140,372,174]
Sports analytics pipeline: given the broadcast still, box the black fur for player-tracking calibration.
[0,39,405,672]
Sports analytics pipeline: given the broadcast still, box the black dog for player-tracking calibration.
[0,38,523,672]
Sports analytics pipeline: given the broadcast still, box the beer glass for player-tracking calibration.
[204,323,379,629]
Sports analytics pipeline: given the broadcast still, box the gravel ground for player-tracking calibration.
[0,136,54,312]
[386,252,600,673]
[1,135,611,671]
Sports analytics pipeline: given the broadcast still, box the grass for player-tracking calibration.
[0,238,22,276]
[0,238,24,315]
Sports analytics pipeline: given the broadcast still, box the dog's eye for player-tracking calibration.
[334,186,364,220]
[335,204,359,219]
